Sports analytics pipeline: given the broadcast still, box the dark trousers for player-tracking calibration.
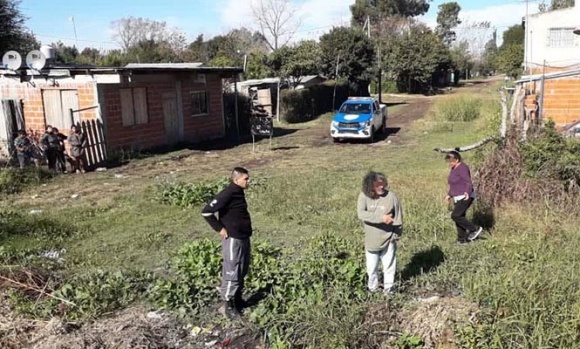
[56,150,67,173]
[220,237,251,301]
[46,148,58,171]
[451,198,478,242]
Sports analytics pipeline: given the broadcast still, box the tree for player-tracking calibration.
[383,24,451,93]
[450,40,473,81]
[51,41,79,64]
[436,2,461,46]
[110,17,187,54]
[481,33,498,75]
[501,25,524,47]
[495,43,523,79]
[267,40,321,87]
[319,27,375,94]
[0,0,39,54]
[245,52,274,79]
[539,0,575,11]
[493,24,524,78]
[126,39,179,63]
[350,0,431,27]
[251,0,301,51]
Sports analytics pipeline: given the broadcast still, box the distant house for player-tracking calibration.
[520,3,580,126]
[0,63,242,165]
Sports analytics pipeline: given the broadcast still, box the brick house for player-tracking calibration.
[520,4,580,126]
[0,63,242,165]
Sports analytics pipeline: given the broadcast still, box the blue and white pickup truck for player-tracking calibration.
[330,97,387,143]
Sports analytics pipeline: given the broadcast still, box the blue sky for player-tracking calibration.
[20,0,538,50]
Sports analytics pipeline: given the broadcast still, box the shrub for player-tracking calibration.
[153,177,230,207]
[280,81,356,123]
[434,96,482,122]
[0,167,54,195]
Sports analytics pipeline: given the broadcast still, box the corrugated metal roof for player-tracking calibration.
[125,63,204,69]
[515,69,580,83]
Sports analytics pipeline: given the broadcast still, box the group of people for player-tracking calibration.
[13,125,88,174]
[202,151,484,320]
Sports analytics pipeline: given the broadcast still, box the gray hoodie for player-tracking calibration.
[357,190,403,252]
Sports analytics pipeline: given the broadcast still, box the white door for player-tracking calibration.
[42,89,79,130]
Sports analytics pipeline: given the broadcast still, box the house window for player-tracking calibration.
[191,91,209,115]
[547,28,576,47]
[120,87,148,126]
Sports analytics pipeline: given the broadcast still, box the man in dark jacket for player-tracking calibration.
[202,167,252,319]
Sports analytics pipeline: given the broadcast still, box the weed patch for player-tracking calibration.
[0,167,54,195]
[153,177,230,207]
[434,96,482,122]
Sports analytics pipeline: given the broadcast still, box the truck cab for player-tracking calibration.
[330,97,387,143]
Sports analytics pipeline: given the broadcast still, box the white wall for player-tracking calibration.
[525,4,580,70]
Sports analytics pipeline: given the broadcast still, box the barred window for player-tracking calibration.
[547,28,576,47]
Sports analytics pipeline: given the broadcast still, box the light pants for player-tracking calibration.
[365,241,397,292]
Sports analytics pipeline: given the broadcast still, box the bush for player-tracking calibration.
[153,177,230,207]
[521,120,580,187]
[0,167,54,195]
[434,96,482,122]
[281,81,356,123]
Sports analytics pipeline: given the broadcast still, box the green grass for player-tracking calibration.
[3,82,580,348]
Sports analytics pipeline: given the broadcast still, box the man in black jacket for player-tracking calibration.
[202,167,252,319]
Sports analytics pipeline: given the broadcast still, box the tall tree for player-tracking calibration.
[436,2,462,46]
[319,27,375,94]
[110,17,187,54]
[267,40,321,87]
[383,23,451,93]
[251,0,301,51]
[539,0,575,11]
[501,25,524,47]
[494,24,525,79]
[350,0,431,27]
[0,0,39,55]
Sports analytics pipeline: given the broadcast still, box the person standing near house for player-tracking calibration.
[14,130,33,169]
[40,126,60,171]
[52,127,68,173]
[357,171,403,294]
[68,125,88,173]
[443,151,483,244]
[201,167,252,319]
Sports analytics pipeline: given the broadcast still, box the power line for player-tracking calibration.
[34,33,118,46]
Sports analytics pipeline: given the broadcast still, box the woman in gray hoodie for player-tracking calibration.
[357,171,403,294]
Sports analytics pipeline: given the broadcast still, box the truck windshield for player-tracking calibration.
[340,103,371,114]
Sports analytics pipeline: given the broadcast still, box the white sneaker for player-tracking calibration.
[468,227,483,241]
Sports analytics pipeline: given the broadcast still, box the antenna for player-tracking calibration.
[2,51,22,71]
[26,50,46,71]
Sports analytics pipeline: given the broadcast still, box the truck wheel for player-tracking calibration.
[381,117,387,133]
[332,137,340,143]
[368,127,375,143]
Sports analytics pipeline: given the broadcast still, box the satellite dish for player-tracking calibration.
[26,50,46,71]
[2,51,22,71]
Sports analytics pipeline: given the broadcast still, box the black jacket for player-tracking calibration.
[201,183,252,239]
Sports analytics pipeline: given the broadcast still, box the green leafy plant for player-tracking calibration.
[396,333,424,349]
[153,177,230,207]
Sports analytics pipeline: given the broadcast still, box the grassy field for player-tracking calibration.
[3,80,580,348]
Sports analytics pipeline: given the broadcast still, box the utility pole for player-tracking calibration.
[70,16,79,48]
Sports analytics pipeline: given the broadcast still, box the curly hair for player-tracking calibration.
[362,171,387,199]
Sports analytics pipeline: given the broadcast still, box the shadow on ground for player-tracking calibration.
[401,245,446,281]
